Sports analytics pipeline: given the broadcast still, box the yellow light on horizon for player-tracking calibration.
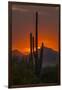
[24,47,41,55]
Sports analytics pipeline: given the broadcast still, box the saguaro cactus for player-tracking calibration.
[29,12,44,78]
[38,42,44,77]
[34,12,44,77]
[29,32,33,68]
[30,33,32,57]
[35,12,39,76]
[35,12,38,57]
[32,36,35,66]
[32,36,34,54]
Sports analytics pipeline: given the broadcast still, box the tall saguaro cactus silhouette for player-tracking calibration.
[29,12,44,78]
[35,12,38,56]
[34,12,43,77]
[35,12,39,76]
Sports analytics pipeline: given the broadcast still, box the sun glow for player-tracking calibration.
[24,47,41,55]
[25,48,30,53]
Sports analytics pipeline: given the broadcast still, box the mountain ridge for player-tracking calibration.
[12,47,59,67]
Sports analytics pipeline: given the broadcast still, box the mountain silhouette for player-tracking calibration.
[40,47,59,67]
[12,49,24,57]
[12,47,59,66]
[12,49,24,63]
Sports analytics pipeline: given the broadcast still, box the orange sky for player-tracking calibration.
[12,29,59,54]
[12,4,59,54]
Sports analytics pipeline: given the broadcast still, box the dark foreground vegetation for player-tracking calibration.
[11,56,59,86]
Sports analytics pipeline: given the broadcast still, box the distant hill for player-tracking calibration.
[39,47,59,67]
[12,49,24,57]
[12,49,24,63]
[12,47,59,66]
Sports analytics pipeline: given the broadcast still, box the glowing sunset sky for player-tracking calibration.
[12,3,60,54]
